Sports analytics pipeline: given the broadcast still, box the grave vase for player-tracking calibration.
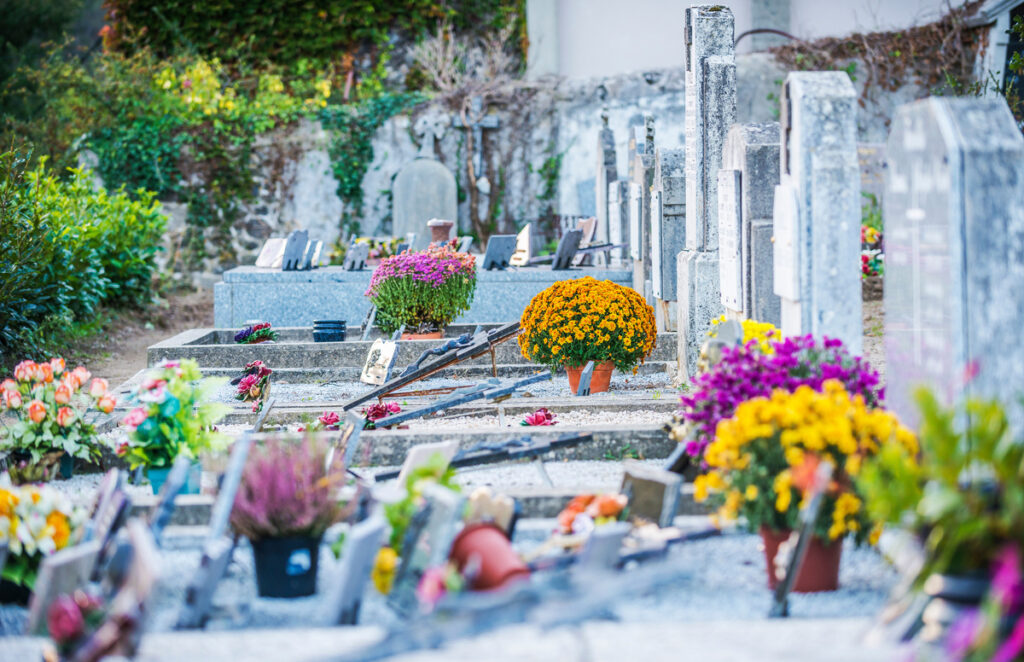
[449,523,530,591]
[760,526,842,593]
[565,361,615,394]
[146,462,202,495]
[251,535,322,598]
[59,454,74,480]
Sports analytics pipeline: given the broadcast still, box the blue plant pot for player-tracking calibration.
[146,466,171,495]
[59,454,74,480]
[146,462,202,495]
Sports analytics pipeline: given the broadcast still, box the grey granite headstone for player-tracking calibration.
[651,148,686,332]
[885,97,1024,427]
[482,235,517,270]
[677,5,736,380]
[629,117,656,295]
[552,229,583,270]
[255,238,286,268]
[281,230,310,271]
[343,243,369,271]
[718,122,782,325]
[621,460,684,529]
[595,109,618,257]
[325,516,387,625]
[301,240,323,270]
[575,360,595,397]
[392,156,457,252]
[607,180,630,265]
[773,72,860,353]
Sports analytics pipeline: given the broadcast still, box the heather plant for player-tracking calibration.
[676,335,882,460]
[231,435,347,541]
[364,243,476,335]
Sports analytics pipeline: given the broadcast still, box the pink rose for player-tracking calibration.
[57,406,76,428]
[2,390,22,410]
[318,411,340,427]
[237,374,258,393]
[1,379,17,393]
[49,357,65,376]
[123,407,148,429]
[47,595,84,643]
[28,399,46,424]
[72,366,91,386]
[55,383,72,405]
[141,377,166,391]
[97,394,116,414]
[89,378,108,398]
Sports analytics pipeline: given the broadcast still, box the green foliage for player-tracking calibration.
[0,0,83,92]
[858,388,1024,580]
[861,192,882,232]
[0,149,165,368]
[382,452,459,550]
[319,92,424,224]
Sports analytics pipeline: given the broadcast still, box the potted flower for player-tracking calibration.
[672,334,882,462]
[518,277,656,394]
[695,380,916,592]
[364,242,476,339]
[116,359,229,494]
[0,358,116,483]
[0,483,86,604]
[859,388,1024,601]
[230,435,347,598]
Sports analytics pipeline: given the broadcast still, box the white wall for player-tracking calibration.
[533,0,960,79]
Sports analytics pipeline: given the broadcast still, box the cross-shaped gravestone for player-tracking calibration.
[453,96,500,181]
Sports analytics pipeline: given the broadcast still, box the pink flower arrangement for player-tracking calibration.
[234,361,272,413]
[362,402,401,429]
[47,590,105,657]
[521,408,556,426]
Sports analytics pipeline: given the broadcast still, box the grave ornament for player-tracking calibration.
[281,230,311,271]
[361,338,400,386]
[254,238,286,268]
[509,223,533,267]
[343,243,370,271]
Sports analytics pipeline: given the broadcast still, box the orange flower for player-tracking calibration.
[49,357,65,375]
[2,390,22,410]
[55,383,72,405]
[46,511,71,549]
[97,394,116,414]
[56,406,76,427]
[1,379,16,393]
[39,363,53,383]
[14,360,36,382]
[27,400,46,423]
[72,366,91,386]
[89,378,108,398]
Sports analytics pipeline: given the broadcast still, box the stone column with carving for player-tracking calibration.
[677,5,736,380]
[595,109,618,265]
[628,117,655,301]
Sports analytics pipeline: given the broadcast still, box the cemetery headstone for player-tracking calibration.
[551,229,583,270]
[148,456,192,546]
[595,109,618,260]
[573,217,598,266]
[608,181,630,265]
[393,440,460,488]
[885,97,1024,426]
[509,223,533,267]
[482,235,517,270]
[254,238,286,268]
[773,72,860,353]
[620,460,683,528]
[576,522,631,572]
[281,230,311,271]
[361,338,400,386]
[389,484,466,615]
[394,112,457,251]
[325,516,388,625]
[338,412,368,469]
[717,122,781,325]
[301,240,323,270]
[361,306,378,341]
[677,4,736,380]
[27,541,103,634]
[651,147,686,332]
[343,243,370,271]
[575,361,595,397]
[629,118,656,298]
[457,236,473,253]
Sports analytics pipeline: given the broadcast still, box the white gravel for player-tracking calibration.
[403,409,670,431]
[363,459,662,490]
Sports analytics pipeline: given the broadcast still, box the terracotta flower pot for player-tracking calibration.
[402,331,443,340]
[760,526,842,593]
[449,523,530,591]
[565,361,615,394]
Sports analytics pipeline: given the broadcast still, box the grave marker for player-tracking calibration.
[717,122,781,325]
[326,516,387,625]
[885,97,1024,425]
[577,522,631,572]
[629,118,656,298]
[551,229,582,270]
[651,147,686,332]
[343,243,370,271]
[595,109,618,261]
[620,461,683,528]
[281,230,311,271]
[482,235,517,270]
[254,238,286,268]
[509,223,533,267]
[677,4,736,379]
[27,540,103,634]
[361,338,400,386]
[575,361,595,397]
[394,113,457,250]
[773,72,860,352]
[456,236,473,253]
[608,181,630,265]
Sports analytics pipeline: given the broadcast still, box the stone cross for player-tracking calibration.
[885,97,1024,427]
[717,122,782,326]
[629,116,656,301]
[677,4,737,380]
[453,96,500,180]
[773,72,860,353]
[651,147,686,332]
[595,109,618,262]
[607,180,630,265]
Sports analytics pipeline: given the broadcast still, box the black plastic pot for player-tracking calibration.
[0,578,31,606]
[313,320,346,343]
[250,535,321,598]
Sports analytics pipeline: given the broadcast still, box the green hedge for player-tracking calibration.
[0,150,166,367]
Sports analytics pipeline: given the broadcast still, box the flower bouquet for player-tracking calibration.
[518,277,656,393]
[674,334,882,461]
[521,408,556,426]
[234,322,277,344]
[234,361,271,413]
[46,590,106,658]
[556,493,627,535]
[116,360,230,493]
[364,243,476,336]
[0,482,86,600]
[0,359,116,483]
[230,435,348,597]
[695,380,916,591]
[362,402,401,429]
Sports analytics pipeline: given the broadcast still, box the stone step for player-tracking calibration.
[148,327,678,371]
[129,482,707,526]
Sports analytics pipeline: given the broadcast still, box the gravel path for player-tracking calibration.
[364,459,663,490]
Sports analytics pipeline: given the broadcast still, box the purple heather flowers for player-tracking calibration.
[365,245,475,297]
[678,334,882,459]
